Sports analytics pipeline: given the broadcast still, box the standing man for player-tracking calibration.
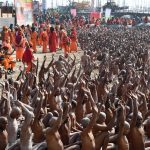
[41,28,48,53]
[49,27,57,53]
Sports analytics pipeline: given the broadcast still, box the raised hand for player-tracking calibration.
[44,55,47,60]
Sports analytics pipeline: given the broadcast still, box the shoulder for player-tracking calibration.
[44,127,53,134]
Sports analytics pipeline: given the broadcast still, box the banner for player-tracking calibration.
[42,0,47,11]
[70,9,76,17]
[105,8,111,21]
[90,12,101,19]
[33,1,39,15]
[15,0,33,26]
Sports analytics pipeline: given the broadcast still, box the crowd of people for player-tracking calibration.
[0,22,78,73]
[0,13,150,150]
[34,11,150,28]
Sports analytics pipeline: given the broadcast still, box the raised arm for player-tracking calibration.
[69,67,76,82]
[16,70,23,81]
[71,54,76,67]
[45,55,54,73]
[138,92,148,119]
[130,93,138,128]
[15,100,34,126]
[3,81,11,116]
[2,91,11,116]
[89,83,98,103]
[83,88,98,132]
[94,106,116,132]
[118,104,126,137]
[39,56,47,79]
[52,106,63,132]
[33,57,37,75]
[34,92,44,120]
[31,89,39,108]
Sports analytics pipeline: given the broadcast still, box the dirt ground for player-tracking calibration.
[9,46,83,79]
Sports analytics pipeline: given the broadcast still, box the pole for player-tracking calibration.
[56,0,58,7]
[51,0,53,8]
[6,1,8,18]
[91,0,95,9]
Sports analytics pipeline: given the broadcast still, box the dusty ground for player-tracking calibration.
[9,46,83,79]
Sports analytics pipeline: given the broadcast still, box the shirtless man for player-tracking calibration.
[69,100,83,132]
[4,87,22,146]
[116,103,130,150]
[31,92,45,144]
[0,117,8,150]
[81,51,91,75]
[80,87,98,150]
[127,93,145,150]
[15,100,34,150]
[44,106,64,150]
[53,55,70,75]
[38,55,54,81]
[93,107,116,150]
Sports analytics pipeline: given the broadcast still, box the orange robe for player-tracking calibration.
[15,35,25,61]
[70,32,78,52]
[61,30,70,56]
[2,42,12,53]
[38,31,43,46]
[30,31,37,52]
[3,55,15,70]
[49,31,57,52]
[10,31,15,46]
[41,31,48,53]
[59,30,63,49]
[22,47,34,72]
[2,31,10,44]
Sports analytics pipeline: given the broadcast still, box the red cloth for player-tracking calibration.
[49,31,57,52]
[71,29,77,36]
[22,48,34,63]
[70,30,77,42]
[15,35,22,45]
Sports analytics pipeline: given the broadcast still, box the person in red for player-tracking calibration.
[49,27,57,53]
[70,27,78,52]
[59,24,65,50]
[61,30,70,57]
[55,25,59,49]
[22,42,34,72]
[95,19,100,26]
[41,28,48,53]
[30,27,37,53]
[15,28,25,62]
[144,16,148,23]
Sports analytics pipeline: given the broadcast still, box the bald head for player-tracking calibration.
[10,107,22,119]
[43,112,53,128]
[81,117,90,128]
[123,121,130,135]
[49,117,58,128]
[97,112,106,124]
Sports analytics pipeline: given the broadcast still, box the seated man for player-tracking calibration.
[1,46,16,73]
[0,117,8,150]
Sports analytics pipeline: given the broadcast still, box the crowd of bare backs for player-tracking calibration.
[0,25,150,150]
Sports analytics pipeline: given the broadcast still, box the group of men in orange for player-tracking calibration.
[0,23,78,72]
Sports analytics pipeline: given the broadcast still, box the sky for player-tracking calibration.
[43,0,150,9]
[1,0,150,9]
